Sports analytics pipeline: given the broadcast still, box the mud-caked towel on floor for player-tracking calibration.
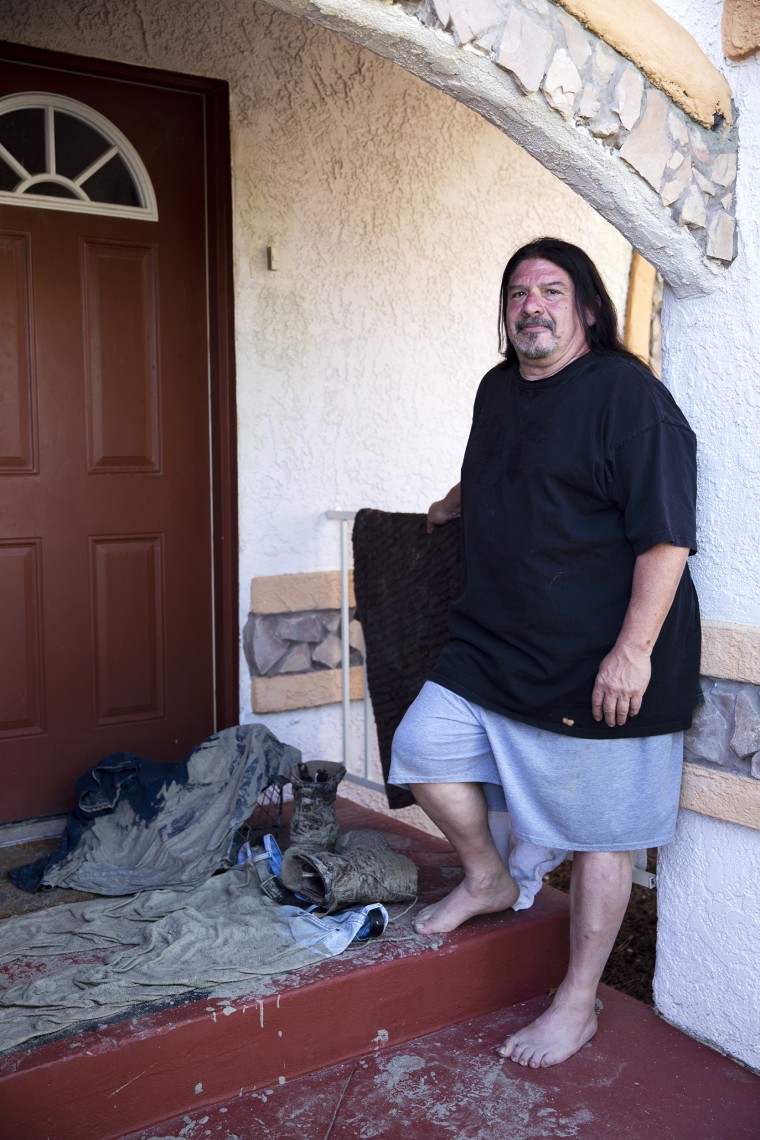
[10,725,300,895]
[0,866,385,1053]
[352,509,462,809]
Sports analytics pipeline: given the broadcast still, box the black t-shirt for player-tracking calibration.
[430,351,701,738]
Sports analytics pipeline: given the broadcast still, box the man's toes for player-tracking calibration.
[518,1044,537,1067]
[521,1045,544,1069]
[412,906,434,932]
[507,1040,529,1065]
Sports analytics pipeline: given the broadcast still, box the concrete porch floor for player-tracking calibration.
[121,985,760,1140]
[1,801,758,1138]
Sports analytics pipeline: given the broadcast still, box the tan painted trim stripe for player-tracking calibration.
[722,0,760,62]
[251,570,355,614]
[701,620,760,685]
[251,666,364,713]
[624,250,656,365]
[681,762,760,831]
[555,0,733,128]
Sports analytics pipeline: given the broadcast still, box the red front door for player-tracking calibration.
[0,53,234,822]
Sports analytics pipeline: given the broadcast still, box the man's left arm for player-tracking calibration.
[592,543,689,728]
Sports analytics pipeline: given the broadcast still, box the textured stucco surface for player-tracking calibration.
[650,1,760,1071]
[656,0,760,632]
[654,810,760,1071]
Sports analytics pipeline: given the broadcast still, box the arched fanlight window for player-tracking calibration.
[0,92,158,220]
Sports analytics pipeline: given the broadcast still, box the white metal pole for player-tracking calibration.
[326,510,355,771]
[339,517,351,770]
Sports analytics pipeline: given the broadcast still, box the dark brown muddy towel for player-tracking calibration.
[352,509,462,809]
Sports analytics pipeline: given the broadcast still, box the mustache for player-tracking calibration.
[516,316,555,333]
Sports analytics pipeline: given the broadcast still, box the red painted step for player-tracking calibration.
[0,801,569,1140]
[119,986,760,1140]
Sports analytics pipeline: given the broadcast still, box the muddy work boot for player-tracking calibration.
[288,760,346,853]
[280,829,417,913]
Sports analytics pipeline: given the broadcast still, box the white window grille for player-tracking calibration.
[0,92,157,220]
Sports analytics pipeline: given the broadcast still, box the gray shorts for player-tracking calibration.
[389,681,683,851]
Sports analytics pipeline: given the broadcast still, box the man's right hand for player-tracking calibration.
[426,483,462,534]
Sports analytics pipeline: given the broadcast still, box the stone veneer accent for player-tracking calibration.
[554,0,732,127]
[245,572,365,712]
[686,678,760,780]
[409,0,738,264]
[655,619,760,830]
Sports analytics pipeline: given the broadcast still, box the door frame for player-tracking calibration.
[0,38,239,732]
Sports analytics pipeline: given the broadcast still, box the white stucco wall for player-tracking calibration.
[654,810,760,1070]
[648,0,760,1070]
[656,0,760,627]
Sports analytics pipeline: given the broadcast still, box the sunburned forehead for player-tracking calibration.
[507,258,574,294]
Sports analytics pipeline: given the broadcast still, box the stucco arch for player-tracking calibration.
[261,0,737,298]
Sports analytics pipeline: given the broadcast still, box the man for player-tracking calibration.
[390,237,700,1068]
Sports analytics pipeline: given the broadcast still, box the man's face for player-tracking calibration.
[506,257,591,378]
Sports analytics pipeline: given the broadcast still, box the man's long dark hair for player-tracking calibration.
[498,237,637,364]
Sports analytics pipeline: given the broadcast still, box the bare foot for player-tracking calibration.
[413,869,519,935]
[496,987,598,1068]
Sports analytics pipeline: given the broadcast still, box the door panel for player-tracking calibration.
[83,241,160,472]
[0,539,44,736]
[0,56,230,822]
[0,232,36,472]
[90,534,165,724]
